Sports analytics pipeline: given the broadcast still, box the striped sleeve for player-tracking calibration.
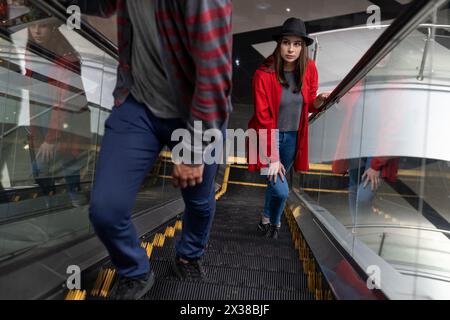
[156,0,233,163]
[182,0,233,163]
[186,0,232,121]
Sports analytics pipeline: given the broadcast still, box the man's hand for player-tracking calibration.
[172,163,204,189]
[267,161,286,184]
[362,168,381,191]
[36,142,55,162]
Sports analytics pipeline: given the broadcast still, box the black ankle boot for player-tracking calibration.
[266,225,280,239]
[257,221,270,234]
[271,225,280,239]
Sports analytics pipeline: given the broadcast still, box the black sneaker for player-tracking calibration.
[172,258,205,281]
[109,270,155,300]
[265,225,280,239]
[271,225,280,239]
[257,221,270,233]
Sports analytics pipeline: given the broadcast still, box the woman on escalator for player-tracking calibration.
[248,18,330,239]
[25,12,91,208]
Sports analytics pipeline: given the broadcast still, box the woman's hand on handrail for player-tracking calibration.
[313,92,331,109]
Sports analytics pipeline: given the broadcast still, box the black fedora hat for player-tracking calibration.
[272,17,314,46]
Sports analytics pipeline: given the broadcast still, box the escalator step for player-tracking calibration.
[147,260,311,297]
[210,220,291,230]
[205,266,308,292]
[206,239,299,259]
[208,230,293,245]
[103,186,313,300]
[145,279,314,300]
[202,253,304,274]
[151,245,303,274]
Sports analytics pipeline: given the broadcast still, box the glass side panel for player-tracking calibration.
[0,1,178,264]
[301,1,450,299]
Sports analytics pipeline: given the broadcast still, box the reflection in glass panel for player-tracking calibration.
[0,0,186,264]
[0,1,97,261]
[301,1,450,299]
[312,27,386,94]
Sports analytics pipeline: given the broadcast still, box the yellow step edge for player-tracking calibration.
[315,289,323,300]
[142,242,152,257]
[227,181,267,188]
[152,234,160,246]
[140,241,146,248]
[76,290,86,300]
[99,269,111,298]
[165,227,175,238]
[158,234,165,247]
[105,269,116,298]
[317,276,323,291]
[91,268,107,297]
[146,244,153,258]
[100,269,116,298]
[65,290,87,300]
[65,290,74,300]
[73,290,80,300]
[230,164,248,169]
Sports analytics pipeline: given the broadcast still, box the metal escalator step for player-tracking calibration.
[147,260,312,299]
[130,186,313,300]
[151,245,302,274]
[206,238,299,259]
[149,259,305,291]
[145,278,314,300]
[210,219,291,229]
[210,217,287,226]
[208,230,293,244]
[212,209,290,224]
[204,265,308,292]
[214,206,262,214]
[203,253,304,274]
[150,245,177,261]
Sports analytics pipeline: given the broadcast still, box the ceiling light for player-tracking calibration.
[256,2,271,10]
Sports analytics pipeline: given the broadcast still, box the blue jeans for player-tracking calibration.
[348,157,375,221]
[90,95,220,278]
[262,131,297,226]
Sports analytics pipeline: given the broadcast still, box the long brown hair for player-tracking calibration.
[270,39,309,93]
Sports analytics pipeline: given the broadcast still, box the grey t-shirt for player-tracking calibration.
[278,71,303,132]
[127,0,181,119]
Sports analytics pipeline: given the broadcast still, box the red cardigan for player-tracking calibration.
[248,58,319,172]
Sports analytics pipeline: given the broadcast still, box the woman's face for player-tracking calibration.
[279,35,304,64]
[29,22,53,45]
